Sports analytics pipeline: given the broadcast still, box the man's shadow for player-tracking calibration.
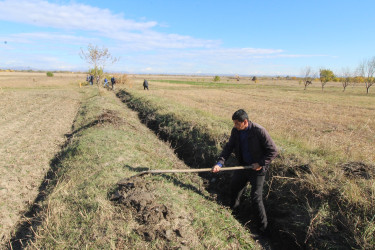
[113,164,214,201]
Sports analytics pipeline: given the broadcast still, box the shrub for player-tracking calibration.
[213,75,220,82]
[114,74,130,85]
[46,72,54,77]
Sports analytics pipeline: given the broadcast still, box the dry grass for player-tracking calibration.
[0,71,86,88]
[118,76,375,248]
[23,87,257,249]
[114,73,132,87]
[1,72,373,248]
[122,76,375,164]
[0,72,82,244]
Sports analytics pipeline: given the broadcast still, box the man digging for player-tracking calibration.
[212,109,278,235]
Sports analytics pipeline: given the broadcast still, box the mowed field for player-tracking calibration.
[125,75,375,164]
[1,72,374,248]
[0,72,83,244]
[118,75,375,248]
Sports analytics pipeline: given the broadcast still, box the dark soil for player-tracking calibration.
[97,109,124,126]
[341,161,374,180]
[112,177,192,248]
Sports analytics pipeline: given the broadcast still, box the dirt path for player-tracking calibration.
[0,88,80,244]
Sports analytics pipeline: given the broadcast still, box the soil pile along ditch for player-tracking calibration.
[112,177,195,248]
[341,161,374,179]
[117,89,373,249]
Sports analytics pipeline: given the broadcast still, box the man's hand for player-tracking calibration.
[212,164,221,173]
[251,163,263,171]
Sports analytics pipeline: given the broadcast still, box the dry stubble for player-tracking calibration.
[0,73,81,244]
[135,80,375,163]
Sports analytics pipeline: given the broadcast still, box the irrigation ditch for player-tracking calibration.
[116,90,286,249]
[117,89,366,250]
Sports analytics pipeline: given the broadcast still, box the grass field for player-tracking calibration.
[1,72,374,249]
[117,75,375,249]
[0,72,83,244]
[126,75,375,164]
[2,73,260,249]
[16,83,258,249]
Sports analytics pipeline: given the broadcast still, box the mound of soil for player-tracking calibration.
[111,178,192,247]
[341,161,374,179]
[97,110,123,126]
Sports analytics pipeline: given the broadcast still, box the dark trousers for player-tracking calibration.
[230,170,267,229]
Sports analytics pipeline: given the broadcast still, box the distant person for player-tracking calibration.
[89,75,94,85]
[143,79,149,90]
[103,78,109,88]
[212,109,278,235]
[111,76,116,90]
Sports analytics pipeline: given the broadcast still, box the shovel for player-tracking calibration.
[117,165,255,185]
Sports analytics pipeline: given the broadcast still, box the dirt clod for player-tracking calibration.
[341,161,373,179]
[113,177,191,246]
[97,109,123,126]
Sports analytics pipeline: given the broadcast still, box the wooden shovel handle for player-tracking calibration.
[117,165,254,185]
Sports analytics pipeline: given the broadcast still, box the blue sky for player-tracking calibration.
[0,0,374,76]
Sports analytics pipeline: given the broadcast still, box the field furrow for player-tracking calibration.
[0,87,80,244]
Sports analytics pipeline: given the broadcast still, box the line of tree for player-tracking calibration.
[78,44,374,94]
[301,56,375,94]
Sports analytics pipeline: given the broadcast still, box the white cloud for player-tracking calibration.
[112,30,221,50]
[0,0,157,32]
[0,1,331,74]
[9,32,94,45]
[0,0,300,54]
[0,0,222,50]
[140,48,285,61]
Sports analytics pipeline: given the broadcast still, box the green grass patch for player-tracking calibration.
[156,79,250,88]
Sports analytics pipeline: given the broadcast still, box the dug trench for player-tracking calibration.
[116,90,369,249]
[115,90,284,249]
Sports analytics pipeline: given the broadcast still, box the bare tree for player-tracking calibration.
[340,67,352,92]
[301,66,315,90]
[80,44,119,87]
[357,57,375,94]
